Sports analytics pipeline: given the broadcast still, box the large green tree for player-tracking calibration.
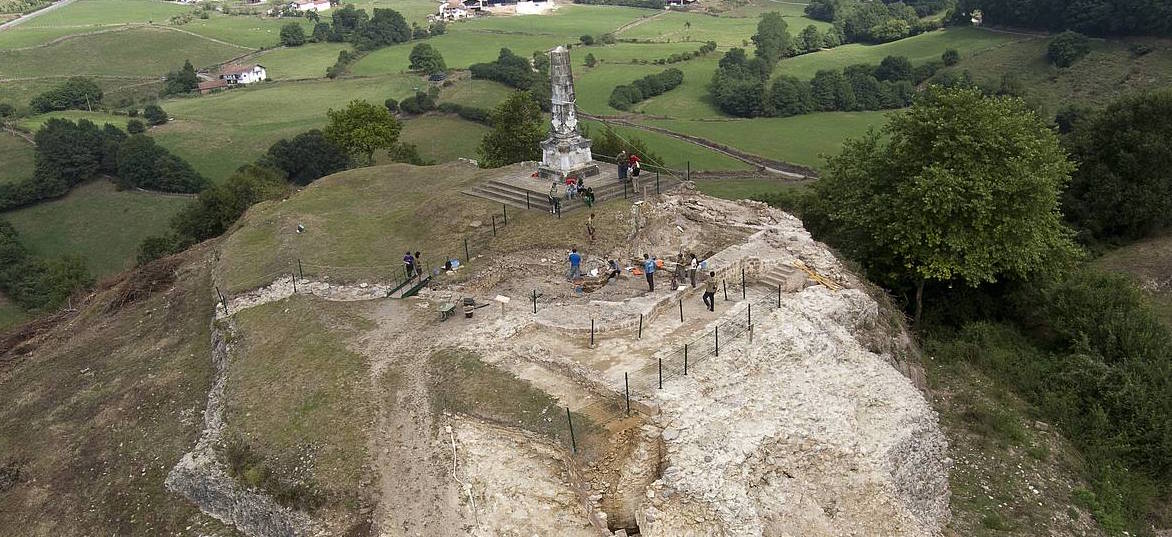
[408,43,446,72]
[280,22,307,46]
[353,7,410,50]
[477,91,544,168]
[750,11,791,65]
[323,99,402,164]
[265,129,352,185]
[1063,89,1172,241]
[816,87,1078,320]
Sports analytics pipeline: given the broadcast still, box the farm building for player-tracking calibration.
[291,0,331,12]
[219,64,267,85]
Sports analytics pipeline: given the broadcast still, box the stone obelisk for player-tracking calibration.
[539,45,597,181]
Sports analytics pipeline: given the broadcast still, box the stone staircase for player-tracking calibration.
[758,264,808,292]
[463,163,671,214]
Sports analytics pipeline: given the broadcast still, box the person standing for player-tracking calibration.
[586,212,596,243]
[688,254,698,288]
[629,153,641,190]
[568,248,582,281]
[414,251,422,276]
[672,253,686,290]
[703,271,717,311]
[403,251,415,279]
[548,182,561,215]
[643,253,656,291]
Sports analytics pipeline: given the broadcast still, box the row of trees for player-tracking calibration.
[161,60,200,97]
[469,48,552,111]
[608,68,684,110]
[29,77,103,113]
[0,221,92,312]
[805,0,943,44]
[951,0,1172,37]
[0,118,206,212]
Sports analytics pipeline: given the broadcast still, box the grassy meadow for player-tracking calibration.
[581,119,751,171]
[617,7,831,46]
[2,180,190,278]
[396,115,488,163]
[253,41,350,80]
[0,132,34,184]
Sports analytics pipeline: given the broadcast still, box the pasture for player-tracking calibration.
[773,27,1023,81]
[617,7,830,46]
[645,110,890,169]
[575,54,722,117]
[694,178,809,200]
[253,42,350,80]
[0,132,34,185]
[580,119,751,171]
[2,180,190,278]
[396,115,488,164]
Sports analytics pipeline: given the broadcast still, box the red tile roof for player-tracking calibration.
[198,79,227,91]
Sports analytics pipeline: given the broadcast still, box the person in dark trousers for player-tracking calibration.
[567,248,582,281]
[586,213,596,243]
[703,271,717,311]
[607,259,621,281]
[689,254,698,288]
[414,251,422,276]
[643,253,656,291]
[403,251,415,279]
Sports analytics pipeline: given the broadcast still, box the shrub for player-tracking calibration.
[579,34,594,46]
[584,53,597,67]
[29,77,102,113]
[469,48,538,89]
[116,134,207,193]
[0,221,93,312]
[1048,31,1091,68]
[436,102,491,124]
[126,119,146,134]
[280,22,306,46]
[942,48,960,66]
[608,68,683,110]
[384,98,398,112]
[142,104,168,125]
[264,129,351,185]
[398,91,436,114]
[161,60,199,96]
[408,43,446,72]
[0,102,14,117]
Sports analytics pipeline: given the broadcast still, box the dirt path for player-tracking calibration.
[613,10,665,35]
[0,0,79,31]
[2,21,254,51]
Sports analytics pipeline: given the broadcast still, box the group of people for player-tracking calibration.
[402,250,423,278]
[616,151,642,186]
[548,175,596,215]
[566,249,719,312]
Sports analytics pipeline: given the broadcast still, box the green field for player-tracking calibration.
[938,35,1172,117]
[462,4,653,39]
[352,31,570,75]
[396,115,488,163]
[0,292,27,331]
[2,180,190,278]
[179,13,314,49]
[0,132,34,185]
[253,42,350,80]
[646,110,889,169]
[773,27,1024,80]
[15,0,187,28]
[618,8,830,46]
[581,119,751,171]
[0,26,248,78]
[0,25,98,49]
[694,178,809,200]
[575,54,722,117]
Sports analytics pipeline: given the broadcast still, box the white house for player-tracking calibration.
[291,0,331,12]
[220,64,267,85]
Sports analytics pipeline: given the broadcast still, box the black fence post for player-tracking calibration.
[656,171,660,194]
[566,408,577,454]
[638,314,643,339]
[750,323,753,343]
[624,180,629,199]
[492,215,497,237]
[778,283,782,308]
[526,191,531,209]
[291,272,297,294]
[590,319,595,347]
[658,357,663,390]
[723,280,728,301]
[742,267,746,299]
[748,302,752,327]
[215,286,228,314]
[502,203,507,225]
[678,299,683,322]
[298,258,304,280]
[625,372,630,415]
[532,289,537,314]
[686,160,691,182]
[464,238,470,262]
[684,344,688,376]
[715,326,719,357]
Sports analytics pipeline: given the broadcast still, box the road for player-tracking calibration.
[0,0,79,31]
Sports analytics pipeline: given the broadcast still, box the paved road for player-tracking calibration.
[0,0,79,31]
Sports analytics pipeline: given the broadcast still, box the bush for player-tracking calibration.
[384,98,398,112]
[412,22,429,39]
[126,119,145,134]
[608,68,683,110]
[398,91,436,114]
[1048,31,1091,68]
[280,22,306,46]
[469,48,538,89]
[579,34,594,46]
[408,43,446,72]
[29,77,102,113]
[116,134,207,193]
[0,221,93,312]
[436,102,491,124]
[264,129,351,185]
[142,104,168,126]
[942,48,960,66]
[0,102,14,117]
[161,60,199,96]
[430,20,446,35]
[584,53,597,67]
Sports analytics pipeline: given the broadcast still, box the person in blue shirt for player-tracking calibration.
[642,253,656,291]
[568,248,582,281]
[403,251,415,278]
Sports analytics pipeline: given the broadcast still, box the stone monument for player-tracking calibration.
[538,45,598,181]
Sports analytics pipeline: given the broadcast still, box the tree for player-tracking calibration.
[1048,30,1091,67]
[750,11,791,65]
[412,22,429,39]
[580,34,594,46]
[809,69,854,111]
[0,102,13,117]
[875,55,913,81]
[323,99,402,164]
[265,129,352,185]
[126,118,146,134]
[430,20,446,35]
[1063,89,1172,241]
[768,75,813,117]
[799,25,823,52]
[142,104,168,125]
[478,91,544,168]
[384,97,398,112]
[816,87,1077,321]
[280,22,307,46]
[312,22,332,42]
[353,7,410,50]
[942,48,960,66]
[29,77,102,113]
[408,43,446,72]
[331,4,368,40]
[116,134,207,193]
[584,53,597,67]
[162,60,200,96]
[867,18,910,43]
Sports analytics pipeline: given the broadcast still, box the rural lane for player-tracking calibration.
[0,0,79,31]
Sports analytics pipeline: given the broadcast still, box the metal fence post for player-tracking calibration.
[291,272,297,294]
[502,203,507,225]
[656,171,660,194]
[684,343,688,376]
[464,238,470,262]
[715,326,719,357]
[566,408,577,454]
[750,323,753,343]
[526,191,531,209]
[748,302,752,327]
[638,314,643,339]
[679,299,683,322]
[686,160,690,182]
[532,289,537,314]
[590,319,595,347]
[625,372,630,415]
[658,357,663,389]
[298,259,304,280]
[492,215,497,236]
[742,267,746,299]
[723,280,728,301]
[778,283,782,308]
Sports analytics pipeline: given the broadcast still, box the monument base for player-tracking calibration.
[538,162,599,182]
[539,135,596,182]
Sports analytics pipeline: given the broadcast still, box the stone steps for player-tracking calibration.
[758,264,809,292]
[464,175,642,214]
